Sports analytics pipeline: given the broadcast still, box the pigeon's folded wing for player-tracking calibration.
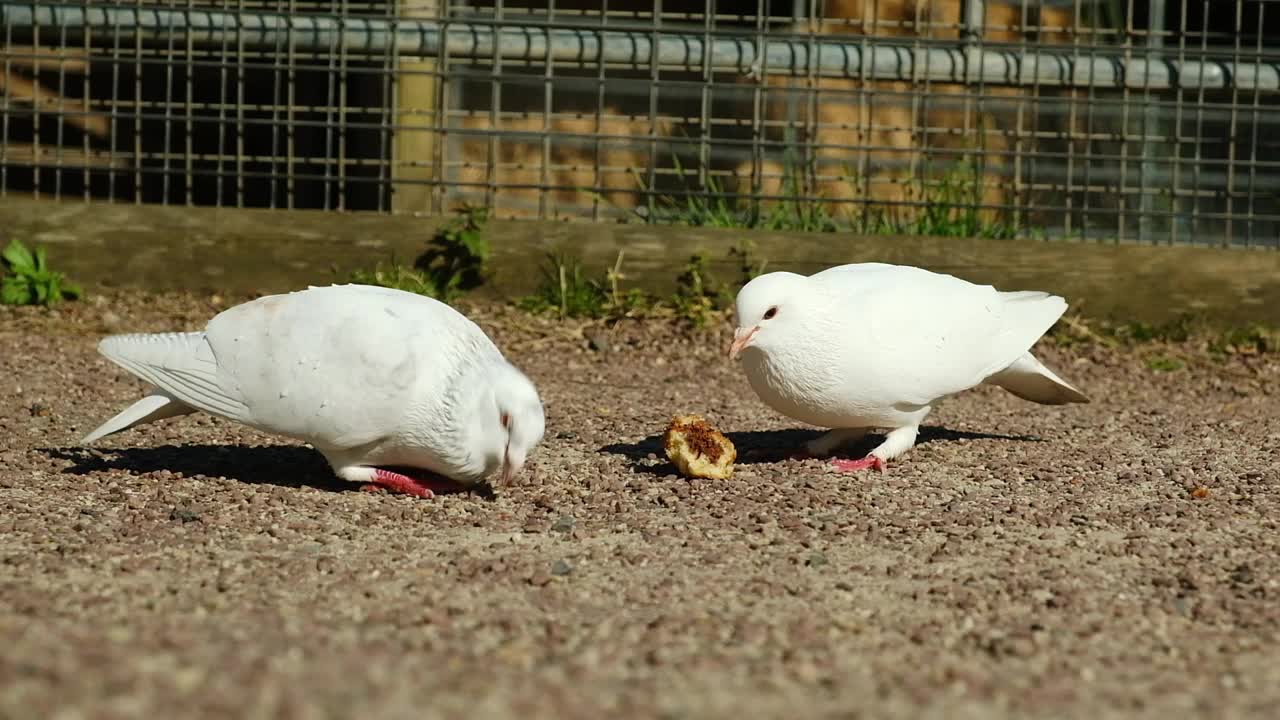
[201,284,496,450]
[817,267,1069,408]
[97,332,251,422]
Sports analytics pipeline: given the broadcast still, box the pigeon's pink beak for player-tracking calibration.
[729,326,758,360]
[499,446,523,485]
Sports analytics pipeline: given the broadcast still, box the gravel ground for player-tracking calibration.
[2,290,1278,720]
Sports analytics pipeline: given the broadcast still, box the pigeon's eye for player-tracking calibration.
[763,306,778,320]
[501,412,511,428]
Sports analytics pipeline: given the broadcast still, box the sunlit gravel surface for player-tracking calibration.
[1,290,1278,719]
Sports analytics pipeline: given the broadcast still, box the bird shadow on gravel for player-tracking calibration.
[42,445,499,498]
[41,445,354,494]
[600,426,1045,477]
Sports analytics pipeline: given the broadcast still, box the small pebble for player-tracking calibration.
[170,508,202,523]
[585,330,610,353]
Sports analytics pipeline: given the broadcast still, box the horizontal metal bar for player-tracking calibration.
[3,2,1278,91]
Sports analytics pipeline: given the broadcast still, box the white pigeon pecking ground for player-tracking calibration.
[728,262,1090,473]
[81,283,546,498]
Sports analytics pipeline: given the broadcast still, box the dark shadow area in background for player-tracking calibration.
[598,426,1044,476]
[40,445,493,498]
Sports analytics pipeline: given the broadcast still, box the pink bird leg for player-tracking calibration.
[831,456,888,473]
[359,468,461,498]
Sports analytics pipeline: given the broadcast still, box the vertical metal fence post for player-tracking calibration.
[1244,2,1265,246]
[392,0,442,214]
[1138,0,1166,243]
[1222,0,1242,247]
[1,11,9,197]
[434,0,455,216]
[131,0,143,206]
[269,0,283,209]
[30,3,41,200]
[645,0,662,223]
[1169,0,1188,244]
[1189,0,1209,243]
[591,0,607,223]
[486,0,505,214]
[748,0,768,222]
[538,0,555,220]
[285,0,297,210]
[1079,0,1101,242]
[786,0,804,199]
[961,0,988,232]
[377,0,393,212]
[961,0,986,75]
[82,0,95,202]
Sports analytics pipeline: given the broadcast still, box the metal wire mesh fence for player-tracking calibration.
[1,0,1277,247]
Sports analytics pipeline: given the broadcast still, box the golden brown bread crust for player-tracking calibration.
[663,415,737,480]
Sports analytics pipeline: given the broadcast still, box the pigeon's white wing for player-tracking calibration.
[97,332,251,422]
[810,264,1068,408]
[202,284,502,450]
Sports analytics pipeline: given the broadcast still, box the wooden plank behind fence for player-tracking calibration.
[1,196,1277,327]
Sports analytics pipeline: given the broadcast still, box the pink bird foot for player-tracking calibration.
[831,455,888,474]
[359,468,461,498]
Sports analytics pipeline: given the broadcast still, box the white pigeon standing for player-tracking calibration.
[82,284,546,498]
[728,263,1089,472]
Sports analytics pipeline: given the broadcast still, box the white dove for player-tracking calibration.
[82,284,546,498]
[728,263,1089,472]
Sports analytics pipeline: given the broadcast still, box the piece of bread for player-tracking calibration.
[663,414,736,480]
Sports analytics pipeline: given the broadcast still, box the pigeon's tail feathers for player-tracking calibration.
[1000,289,1058,303]
[97,332,250,422]
[990,290,1070,357]
[976,291,1085,403]
[98,331,208,366]
[985,351,1090,405]
[81,392,195,444]
[1000,290,1069,330]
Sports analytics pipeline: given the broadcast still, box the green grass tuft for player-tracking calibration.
[1050,312,1280,358]
[348,258,440,298]
[629,155,1018,239]
[516,241,770,326]
[1,238,83,307]
[346,206,490,302]
[517,251,652,320]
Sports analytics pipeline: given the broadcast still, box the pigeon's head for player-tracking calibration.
[475,361,546,486]
[729,271,809,360]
